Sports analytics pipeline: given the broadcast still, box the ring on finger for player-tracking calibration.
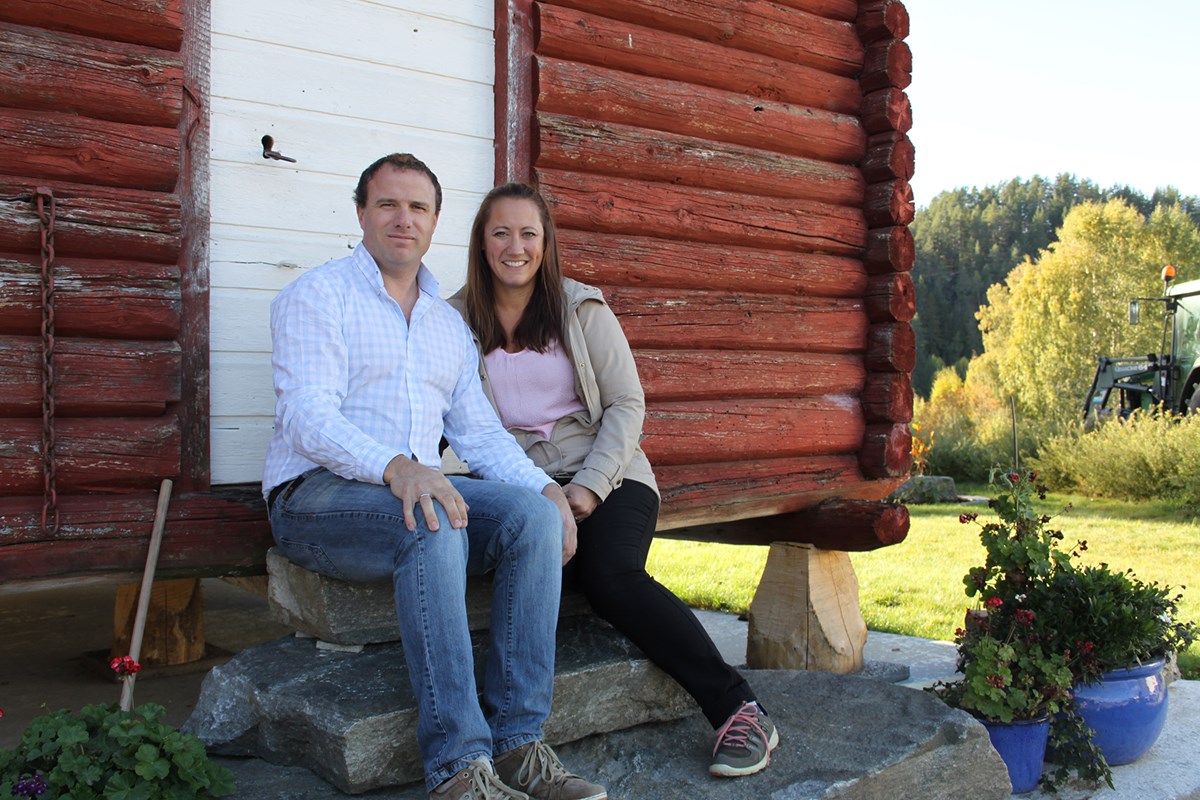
[418,492,431,499]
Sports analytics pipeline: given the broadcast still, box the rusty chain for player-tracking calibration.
[36,187,59,535]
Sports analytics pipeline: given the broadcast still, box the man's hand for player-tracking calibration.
[383,455,469,532]
[542,483,578,565]
[563,483,600,523]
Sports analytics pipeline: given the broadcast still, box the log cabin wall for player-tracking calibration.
[497,0,915,548]
[0,0,269,588]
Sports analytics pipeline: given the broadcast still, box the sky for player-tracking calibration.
[901,0,1200,209]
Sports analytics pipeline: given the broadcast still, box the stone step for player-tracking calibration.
[265,547,591,647]
[203,666,1012,799]
[185,614,696,793]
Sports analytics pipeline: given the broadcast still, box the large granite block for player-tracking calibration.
[210,669,1013,800]
[185,615,694,793]
[266,547,590,646]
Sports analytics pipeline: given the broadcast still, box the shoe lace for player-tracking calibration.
[515,740,577,789]
[713,703,765,756]
[465,760,523,800]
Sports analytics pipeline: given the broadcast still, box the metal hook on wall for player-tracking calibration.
[261,135,297,163]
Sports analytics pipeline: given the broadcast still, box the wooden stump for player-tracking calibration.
[112,577,205,666]
[746,542,866,674]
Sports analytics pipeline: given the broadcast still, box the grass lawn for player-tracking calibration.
[646,487,1200,678]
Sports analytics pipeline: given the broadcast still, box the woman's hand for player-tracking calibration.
[563,483,600,523]
[542,483,579,565]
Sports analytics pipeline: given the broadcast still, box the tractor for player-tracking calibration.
[1083,265,1200,425]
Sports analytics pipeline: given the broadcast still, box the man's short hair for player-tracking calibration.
[354,153,443,213]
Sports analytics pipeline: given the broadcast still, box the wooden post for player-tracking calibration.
[112,577,206,666]
[746,542,866,674]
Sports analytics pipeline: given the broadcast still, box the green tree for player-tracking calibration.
[909,176,1200,397]
[976,200,1200,429]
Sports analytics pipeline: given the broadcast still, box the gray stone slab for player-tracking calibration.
[211,670,1012,799]
[186,615,693,793]
[266,548,591,646]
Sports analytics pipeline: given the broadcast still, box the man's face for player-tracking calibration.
[357,165,439,276]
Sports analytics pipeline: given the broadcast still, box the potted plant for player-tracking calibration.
[928,469,1112,793]
[0,657,236,799]
[1025,559,1197,766]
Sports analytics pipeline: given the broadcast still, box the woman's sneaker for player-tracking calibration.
[709,702,780,777]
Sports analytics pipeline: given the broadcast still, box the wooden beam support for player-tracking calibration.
[635,349,864,402]
[0,0,185,51]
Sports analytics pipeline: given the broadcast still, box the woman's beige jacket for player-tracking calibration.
[448,277,657,500]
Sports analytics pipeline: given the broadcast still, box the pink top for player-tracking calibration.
[485,339,586,440]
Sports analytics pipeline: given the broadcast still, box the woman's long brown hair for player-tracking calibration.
[464,183,566,354]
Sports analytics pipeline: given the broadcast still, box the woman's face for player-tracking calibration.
[483,197,545,294]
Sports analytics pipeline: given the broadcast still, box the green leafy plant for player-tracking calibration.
[927,469,1113,792]
[0,703,235,800]
[1,659,235,799]
[1028,561,1198,685]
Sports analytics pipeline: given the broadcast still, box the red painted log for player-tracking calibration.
[861,87,912,134]
[856,0,910,44]
[661,499,907,549]
[0,109,179,192]
[540,169,867,257]
[546,0,864,77]
[794,498,908,548]
[861,131,915,183]
[860,421,912,478]
[0,254,181,338]
[0,0,184,52]
[0,22,183,128]
[601,286,867,353]
[865,178,915,227]
[0,335,180,416]
[496,0,535,183]
[772,0,859,22]
[863,225,914,274]
[865,271,916,323]
[0,177,181,263]
[860,38,911,92]
[536,4,862,114]
[634,349,864,401]
[0,487,271,586]
[655,455,905,530]
[536,58,866,165]
[537,113,865,207]
[0,417,181,494]
[558,229,867,297]
[861,371,913,423]
[642,397,865,466]
[865,322,916,372]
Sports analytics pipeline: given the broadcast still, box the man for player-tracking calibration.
[263,153,606,800]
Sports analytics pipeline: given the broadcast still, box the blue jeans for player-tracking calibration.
[268,468,563,791]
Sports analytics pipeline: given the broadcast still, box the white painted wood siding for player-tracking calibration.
[207,0,496,484]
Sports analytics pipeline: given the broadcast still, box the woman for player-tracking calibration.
[450,183,780,779]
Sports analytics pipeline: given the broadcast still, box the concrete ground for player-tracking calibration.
[1,579,1197,799]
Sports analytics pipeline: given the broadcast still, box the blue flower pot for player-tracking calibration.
[1073,657,1168,766]
[982,716,1050,794]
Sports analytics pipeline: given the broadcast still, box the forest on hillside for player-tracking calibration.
[910,175,1200,397]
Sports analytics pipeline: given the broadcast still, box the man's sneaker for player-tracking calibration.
[430,759,530,800]
[493,740,607,800]
[709,701,780,777]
